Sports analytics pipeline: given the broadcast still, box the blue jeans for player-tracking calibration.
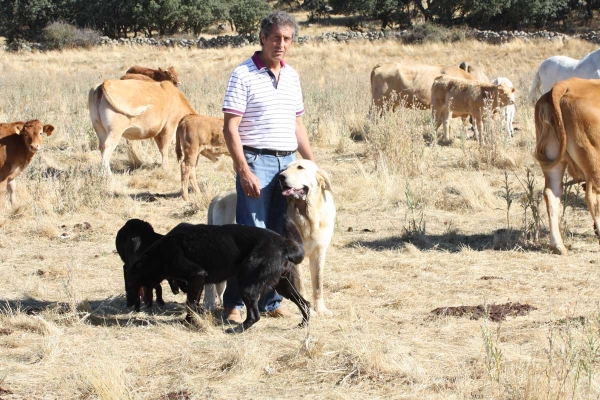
[222,149,296,312]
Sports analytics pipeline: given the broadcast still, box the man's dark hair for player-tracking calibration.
[259,11,298,46]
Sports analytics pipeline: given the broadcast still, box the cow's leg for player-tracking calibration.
[443,110,452,141]
[309,249,332,317]
[156,124,178,169]
[180,158,191,201]
[583,180,600,245]
[543,164,567,254]
[474,114,483,145]
[190,153,200,195]
[98,133,120,175]
[7,179,16,206]
[507,105,515,138]
[0,179,7,210]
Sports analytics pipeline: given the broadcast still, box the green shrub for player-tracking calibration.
[230,0,271,35]
[401,23,466,44]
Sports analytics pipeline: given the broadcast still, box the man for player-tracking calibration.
[221,11,315,324]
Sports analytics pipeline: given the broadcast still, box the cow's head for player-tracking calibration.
[159,67,181,87]
[496,83,516,107]
[20,120,54,153]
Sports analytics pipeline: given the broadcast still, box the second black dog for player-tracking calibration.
[116,219,186,310]
[125,217,311,333]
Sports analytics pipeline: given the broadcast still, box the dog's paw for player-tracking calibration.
[225,325,245,334]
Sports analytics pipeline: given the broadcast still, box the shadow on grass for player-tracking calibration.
[345,228,548,253]
[128,191,182,202]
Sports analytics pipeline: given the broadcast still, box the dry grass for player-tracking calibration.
[1,37,600,399]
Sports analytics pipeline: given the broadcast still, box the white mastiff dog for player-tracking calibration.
[204,159,336,316]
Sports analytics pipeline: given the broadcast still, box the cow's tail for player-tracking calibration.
[88,84,102,128]
[534,82,568,170]
[100,81,147,117]
[175,122,183,162]
[528,70,542,104]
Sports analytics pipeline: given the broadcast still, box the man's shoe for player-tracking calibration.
[264,306,293,318]
[223,308,243,324]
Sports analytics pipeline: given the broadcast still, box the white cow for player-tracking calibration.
[528,48,600,103]
[492,77,516,138]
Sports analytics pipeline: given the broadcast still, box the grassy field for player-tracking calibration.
[1,36,600,399]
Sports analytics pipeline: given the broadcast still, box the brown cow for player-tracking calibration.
[124,66,181,86]
[431,76,515,143]
[175,115,229,201]
[0,121,25,139]
[88,79,196,174]
[534,77,600,254]
[0,120,54,209]
[370,63,473,114]
[120,73,156,82]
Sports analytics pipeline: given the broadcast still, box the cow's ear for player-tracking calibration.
[316,168,334,193]
[158,67,165,72]
[43,124,55,136]
[14,122,24,133]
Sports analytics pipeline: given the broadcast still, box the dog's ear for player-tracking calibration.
[316,169,334,193]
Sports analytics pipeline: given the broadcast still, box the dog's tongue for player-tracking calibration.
[282,188,297,197]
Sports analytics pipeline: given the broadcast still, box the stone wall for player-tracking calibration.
[3,28,598,52]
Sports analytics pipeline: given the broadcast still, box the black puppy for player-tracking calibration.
[126,217,310,333]
[116,219,187,310]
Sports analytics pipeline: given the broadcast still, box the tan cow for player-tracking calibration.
[175,115,229,201]
[88,79,196,174]
[370,63,473,113]
[124,66,181,86]
[0,120,54,209]
[534,77,600,254]
[0,121,25,139]
[431,76,515,144]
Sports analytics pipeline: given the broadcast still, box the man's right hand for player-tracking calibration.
[239,166,261,198]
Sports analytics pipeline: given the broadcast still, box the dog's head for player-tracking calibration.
[278,160,332,202]
[115,219,156,264]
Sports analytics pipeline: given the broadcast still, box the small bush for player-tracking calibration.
[42,22,101,50]
[402,23,466,44]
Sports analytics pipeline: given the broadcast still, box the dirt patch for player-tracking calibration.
[0,328,13,336]
[154,391,190,400]
[479,276,504,280]
[431,302,537,322]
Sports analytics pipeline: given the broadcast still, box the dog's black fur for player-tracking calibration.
[115,219,187,310]
[125,217,310,333]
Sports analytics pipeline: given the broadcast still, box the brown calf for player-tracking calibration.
[431,76,515,144]
[120,73,156,82]
[0,120,54,209]
[124,66,180,86]
[175,115,229,201]
[0,121,25,139]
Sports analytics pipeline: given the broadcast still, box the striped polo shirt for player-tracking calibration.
[222,51,305,152]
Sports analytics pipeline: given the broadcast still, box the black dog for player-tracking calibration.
[116,219,187,310]
[125,217,311,333]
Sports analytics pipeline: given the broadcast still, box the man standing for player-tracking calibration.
[221,11,315,323]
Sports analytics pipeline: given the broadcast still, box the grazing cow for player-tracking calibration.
[88,79,196,174]
[0,121,25,139]
[534,77,600,254]
[528,48,600,103]
[431,76,515,143]
[124,66,181,87]
[370,63,474,114]
[492,77,516,137]
[175,115,229,201]
[0,120,54,209]
[459,61,491,83]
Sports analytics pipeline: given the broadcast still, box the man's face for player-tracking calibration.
[261,25,294,64]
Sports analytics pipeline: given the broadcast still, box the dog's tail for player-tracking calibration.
[282,215,305,265]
